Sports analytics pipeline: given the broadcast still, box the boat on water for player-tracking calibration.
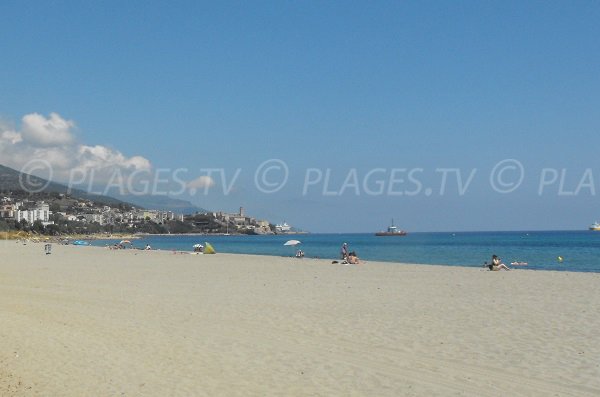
[275,222,292,234]
[273,221,307,234]
[589,222,600,231]
[375,220,407,236]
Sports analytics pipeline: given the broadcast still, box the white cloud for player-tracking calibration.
[0,112,152,182]
[78,145,152,171]
[1,130,22,144]
[187,176,216,190]
[21,112,76,146]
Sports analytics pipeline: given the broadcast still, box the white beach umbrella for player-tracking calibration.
[193,243,204,248]
[284,239,302,257]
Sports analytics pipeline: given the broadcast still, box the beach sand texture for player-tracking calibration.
[1,241,599,396]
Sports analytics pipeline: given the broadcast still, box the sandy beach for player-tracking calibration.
[1,240,599,396]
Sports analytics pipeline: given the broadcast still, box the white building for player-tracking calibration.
[16,202,52,224]
[157,211,179,223]
[81,213,104,224]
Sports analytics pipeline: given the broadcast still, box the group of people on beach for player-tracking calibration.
[338,245,514,270]
[340,246,513,270]
[341,242,360,264]
[294,242,360,264]
[102,240,516,270]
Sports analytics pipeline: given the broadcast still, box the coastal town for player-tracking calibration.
[0,192,297,236]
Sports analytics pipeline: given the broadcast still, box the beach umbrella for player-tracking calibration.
[193,243,204,252]
[120,240,131,244]
[284,240,302,257]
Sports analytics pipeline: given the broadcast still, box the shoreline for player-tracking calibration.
[10,234,598,274]
[86,242,599,275]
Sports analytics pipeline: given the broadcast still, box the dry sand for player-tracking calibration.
[1,240,599,396]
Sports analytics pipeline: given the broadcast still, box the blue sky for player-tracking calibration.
[1,1,599,232]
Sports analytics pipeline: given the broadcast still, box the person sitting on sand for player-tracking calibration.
[295,249,304,258]
[347,251,360,265]
[490,255,510,271]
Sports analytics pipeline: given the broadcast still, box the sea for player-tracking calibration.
[90,231,600,273]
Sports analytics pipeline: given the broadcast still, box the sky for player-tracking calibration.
[1,1,599,232]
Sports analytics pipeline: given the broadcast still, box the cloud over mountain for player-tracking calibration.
[0,112,152,181]
[187,175,216,190]
[21,112,76,146]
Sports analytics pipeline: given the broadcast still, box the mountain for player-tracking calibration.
[111,193,206,214]
[0,164,131,207]
[0,164,206,214]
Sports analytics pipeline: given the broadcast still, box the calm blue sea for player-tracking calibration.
[92,231,600,272]
[91,231,600,273]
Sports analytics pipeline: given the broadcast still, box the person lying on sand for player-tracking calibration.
[510,261,528,266]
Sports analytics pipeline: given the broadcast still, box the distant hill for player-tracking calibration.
[0,164,131,207]
[111,193,206,215]
[0,164,206,214]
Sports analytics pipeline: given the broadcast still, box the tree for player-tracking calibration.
[166,220,194,234]
[32,220,45,234]
[49,212,64,222]
[19,219,28,230]
[46,224,60,236]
